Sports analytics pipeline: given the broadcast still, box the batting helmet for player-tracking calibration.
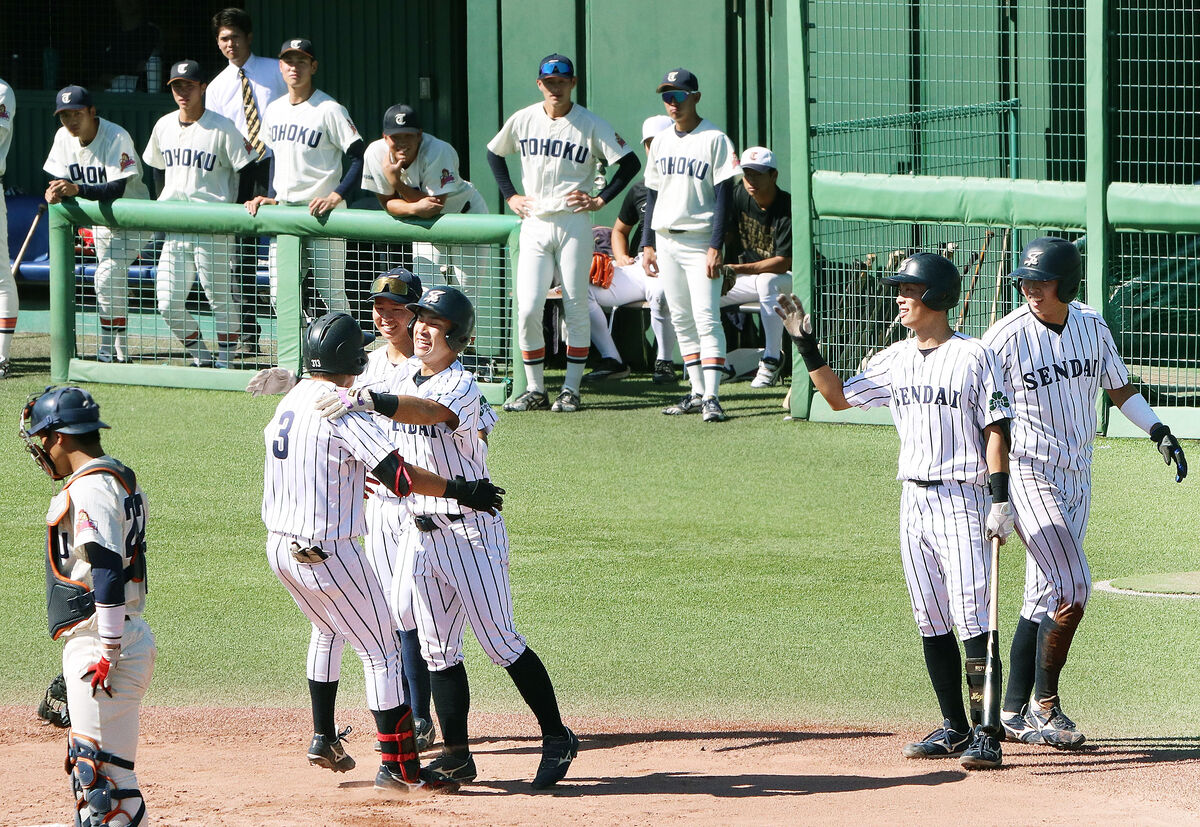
[1011,236,1081,302]
[882,252,961,311]
[305,312,371,376]
[406,286,475,351]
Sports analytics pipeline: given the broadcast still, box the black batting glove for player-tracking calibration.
[445,476,505,513]
[776,293,827,371]
[1150,423,1188,483]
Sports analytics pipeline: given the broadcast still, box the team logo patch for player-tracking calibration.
[119,152,135,171]
[1023,250,1044,267]
[0,104,8,120]
[667,71,679,82]
[61,92,71,103]
[176,63,188,74]
[440,168,455,187]
[395,112,407,125]
[988,391,1011,412]
[615,132,626,148]
[75,509,98,535]
[290,39,304,50]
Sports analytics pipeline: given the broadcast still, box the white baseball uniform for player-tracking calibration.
[843,334,1013,638]
[587,258,675,363]
[143,106,252,360]
[44,117,151,352]
[0,78,15,363]
[47,457,155,826]
[644,120,740,392]
[983,301,1130,621]
[488,102,632,392]
[262,378,404,711]
[262,90,360,315]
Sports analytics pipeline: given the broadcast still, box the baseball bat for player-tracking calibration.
[987,228,1013,328]
[11,202,48,276]
[981,536,1003,735]
[955,230,995,331]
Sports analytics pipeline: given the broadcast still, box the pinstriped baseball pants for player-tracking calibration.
[1011,460,1092,622]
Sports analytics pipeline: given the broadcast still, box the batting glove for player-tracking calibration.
[314,387,374,420]
[246,367,298,396]
[775,294,826,371]
[1150,424,1188,483]
[445,476,505,513]
[986,502,1014,543]
[82,653,117,698]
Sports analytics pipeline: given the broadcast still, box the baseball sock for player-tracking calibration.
[504,647,567,739]
[0,324,13,362]
[921,633,969,733]
[308,679,339,737]
[522,359,545,394]
[1003,616,1040,713]
[685,362,703,395]
[399,629,431,721]
[430,663,471,757]
[702,365,724,399]
[1033,604,1084,709]
[563,358,586,394]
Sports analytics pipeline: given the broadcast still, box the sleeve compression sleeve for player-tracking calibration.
[266,154,277,199]
[236,161,259,203]
[709,178,732,250]
[333,138,365,199]
[486,150,518,200]
[371,450,413,497]
[597,153,641,205]
[76,178,129,201]
[640,188,658,250]
[151,168,165,198]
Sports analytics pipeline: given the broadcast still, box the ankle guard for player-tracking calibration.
[965,657,987,726]
[378,706,421,785]
[67,734,145,827]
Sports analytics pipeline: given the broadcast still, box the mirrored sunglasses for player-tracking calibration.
[661,90,691,104]
[371,274,414,296]
[541,60,572,76]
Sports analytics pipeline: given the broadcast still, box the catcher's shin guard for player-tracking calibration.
[378,705,421,787]
[67,733,145,827]
[965,658,987,727]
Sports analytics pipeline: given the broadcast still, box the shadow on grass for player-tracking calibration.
[1026,736,1200,775]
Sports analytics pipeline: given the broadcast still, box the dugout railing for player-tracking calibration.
[47,200,520,404]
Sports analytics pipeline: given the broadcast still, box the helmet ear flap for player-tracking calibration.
[406,314,417,341]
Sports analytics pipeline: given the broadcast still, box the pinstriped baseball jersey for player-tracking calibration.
[486,102,632,216]
[262,378,397,540]
[982,301,1129,470]
[143,109,252,203]
[843,334,1012,484]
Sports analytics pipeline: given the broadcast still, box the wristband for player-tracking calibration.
[369,391,399,418]
[988,472,1010,504]
[799,346,827,372]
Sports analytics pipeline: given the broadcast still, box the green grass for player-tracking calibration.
[3,333,1197,736]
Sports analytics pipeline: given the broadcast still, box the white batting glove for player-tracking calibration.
[985,502,1014,543]
[314,386,374,420]
[246,367,298,396]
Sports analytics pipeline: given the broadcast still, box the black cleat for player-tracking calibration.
[531,727,580,789]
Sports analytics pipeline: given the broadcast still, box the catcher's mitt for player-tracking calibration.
[37,673,70,728]
[589,252,614,289]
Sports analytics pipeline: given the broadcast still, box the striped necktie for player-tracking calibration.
[240,68,266,160]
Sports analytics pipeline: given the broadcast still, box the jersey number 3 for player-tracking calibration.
[273,411,295,459]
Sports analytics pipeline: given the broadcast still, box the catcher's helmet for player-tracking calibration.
[406,286,475,351]
[882,252,961,311]
[20,386,109,479]
[1012,236,1081,302]
[305,312,371,376]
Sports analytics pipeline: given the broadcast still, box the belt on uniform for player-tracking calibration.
[910,479,943,487]
[414,514,465,532]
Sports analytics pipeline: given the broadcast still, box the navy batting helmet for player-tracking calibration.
[406,286,475,351]
[882,252,961,311]
[1012,236,1081,302]
[305,312,372,376]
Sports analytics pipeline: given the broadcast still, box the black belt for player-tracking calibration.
[911,480,943,487]
[414,514,464,532]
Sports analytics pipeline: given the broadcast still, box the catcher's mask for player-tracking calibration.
[20,385,109,480]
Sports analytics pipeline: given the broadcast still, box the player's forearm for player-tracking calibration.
[730,255,791,275]
[708,179,733,249]
[380,194,431,218]
[368,390,458,427]
[611,220,634,259]
[486,150,518,200]
[333,139,365,199]
[235,162,260,203]
[984,423,1011,475]
[640,189,658,250]
[77,178,128,201]
[809,366,852,410]
[597,153,641,205]
[407,465,450,497]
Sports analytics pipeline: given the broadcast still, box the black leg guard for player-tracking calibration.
[374,704,421,786]
[67,734,144,827]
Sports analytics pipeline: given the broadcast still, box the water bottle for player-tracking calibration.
[146,54,161,93]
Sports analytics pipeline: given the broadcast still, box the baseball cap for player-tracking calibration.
[538,54,574,79]
[641,115,674,142]
[279,38,316,59]
[53,85,93,114]
[382,104,422,135]
[739,146,777,172]
[167,60,205,85]
[656,68,699,93]
[369,267,423,305]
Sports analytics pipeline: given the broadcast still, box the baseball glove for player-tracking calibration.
[37,673,70,728]
[720,265,738,296]
[589,252,614,289]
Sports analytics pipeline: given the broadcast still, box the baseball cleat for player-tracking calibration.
[662,393,703,415]
[0,357,11,379]
[1027,704,1087,749]
[651,359,678,384]
[701,397,730,422]
[531,727,580,790]
[550,389,581,413]
[1001,706,1044,744]
[308,727,356,772]
[415,717,437,752]
[902,720,971,758]
[503,390,549,412]
[750,356,782,388]
[419,751,477,792]
[959,725,1003,769]
[374,764,422,792]
[581,357,630,383]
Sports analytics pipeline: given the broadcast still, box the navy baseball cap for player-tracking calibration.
[382,104,422,135]
[538,54,574,79]
[656,68,699,93]
[53,85,93,114]
[279,38,316,59]
[168,60,205,85]
[369,267,423,305]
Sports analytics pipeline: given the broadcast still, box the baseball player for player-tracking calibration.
[983,237,1187,748]
[245,39,363,317]
[720,146,792,388]
[487,53,640,413]
[778,252,1015,769]
[205,6,286,350]
[44,85,151,363]
[315,287,579,790]
[263,311,502,791]
[20,386,156,826]
[642,68,741,422]
[143,59,254,368]
[0,75,14,379]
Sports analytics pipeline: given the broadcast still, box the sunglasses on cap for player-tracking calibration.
[370,274,415,296]
[661,90,692,104]
[541,60,572,76]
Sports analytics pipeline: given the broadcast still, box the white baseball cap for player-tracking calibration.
[740,146,777,172]
[641,115,673,142]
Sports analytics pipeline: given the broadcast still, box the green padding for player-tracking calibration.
[810,172,1086,229]
[1107,183,1200,232]
[807,393,894,426]
[1108,572,1200,595]
[51,201,519,244]
[68,359,258,392]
